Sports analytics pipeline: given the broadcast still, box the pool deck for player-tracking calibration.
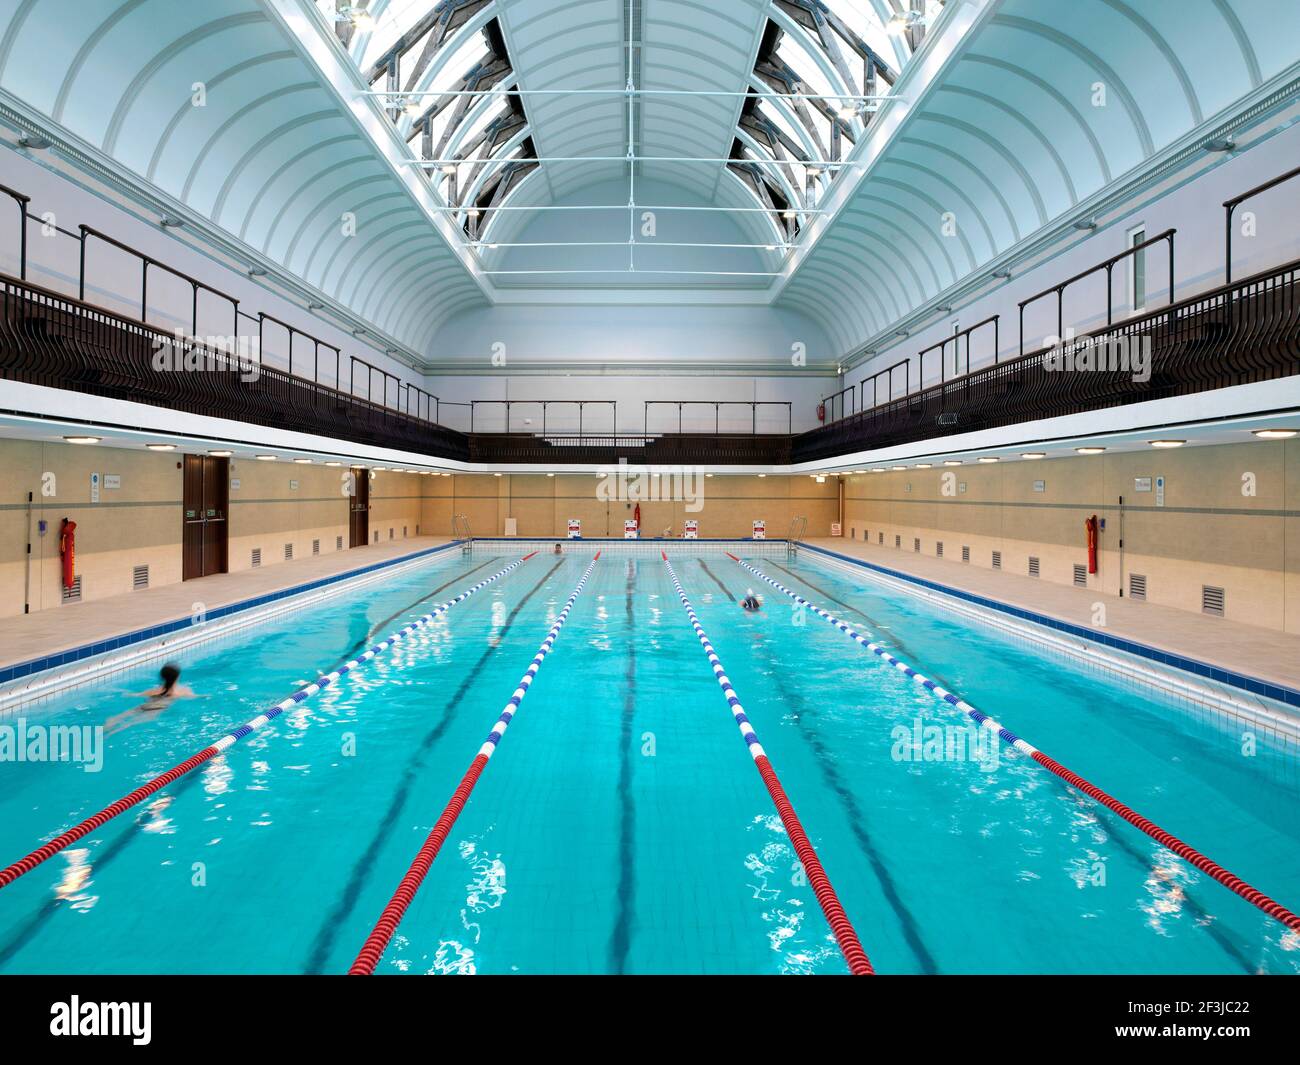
[0,537,452,673]
[800,537,1300,694]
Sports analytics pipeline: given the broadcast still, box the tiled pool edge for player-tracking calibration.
[798,541,1300,716]
[0,541,464,707]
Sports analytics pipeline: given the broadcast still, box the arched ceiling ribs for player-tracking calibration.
[1099,0,1201,125]
[235,135,359,241]
[991,15,1154,157]
[312,199,410,285]
[256,153,375,249]
[178,83,317,203]
[852,194,965,291]
[874,165,997,259]
[914,113,1049,226]
[100,12,269,155]
[211,110,338,220]
[960,54,1112,184]
[50,0,152,123]
[145,51,298,180]
[897,136,1022,243]
[830,216,934,304]
[937,84,1078,206]
[1211,0,1261,86]
[280,173,389,265]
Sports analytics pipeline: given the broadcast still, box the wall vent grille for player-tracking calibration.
[1202,585,1225,616]
[894,534,901,548]
[132,565,149,590]
[1130,573,1147,600]
[336,536,343,551]
[961,545,970,563]
[312,539,320,556]
[991,551,1002,570]
[1028,556,1040,577]
[935,541,943,557]
[1073,563,1087,587]
[284,543,293,561]
[251,548,261,568]
[61,575,82,603]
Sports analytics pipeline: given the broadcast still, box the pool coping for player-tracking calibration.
[798,541,1300,712]
[0,540,465,688]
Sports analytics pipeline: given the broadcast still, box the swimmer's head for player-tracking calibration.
[746,588,754,596]
[159,662,181,692]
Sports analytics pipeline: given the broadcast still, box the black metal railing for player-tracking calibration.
[644,399,792,435]
[0,274,471,460]
[469,432,792,465]
[792,257,1300,463]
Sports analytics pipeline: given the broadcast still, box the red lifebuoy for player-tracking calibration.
[60,518,77,590]
[1085,514,1099,574]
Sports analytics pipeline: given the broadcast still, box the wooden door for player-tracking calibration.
[348,467,370,548]
[183,455,229,580]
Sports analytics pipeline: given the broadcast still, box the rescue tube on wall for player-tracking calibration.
[1084,514,1099,574]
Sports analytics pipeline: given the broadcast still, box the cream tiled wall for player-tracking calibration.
[843,439,1300,633]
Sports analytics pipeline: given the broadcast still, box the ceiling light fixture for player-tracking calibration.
[63,435,100,445]
[145,443,176,451]
[255,454,276,461]
[1021,452,1046,459]
[943,460,962,466]
[1253,428,1297,439]
[977,456,999,463]
[1148,439,1185,449]
[1075,446,1106,454]
[209,450,233,457]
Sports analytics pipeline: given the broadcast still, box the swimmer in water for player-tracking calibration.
[106,662,196,734]
[553,542,563,555]
[741,588,762,611]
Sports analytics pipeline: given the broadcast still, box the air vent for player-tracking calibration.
[878,532,883,545]
[336,535,343,550]
[961,545,970,563]
[312,539,320,556]
[284,543,293,561]
[992,551,1002,570]
[251,548,261,568]
[851,528,856,540]
[913,537,921,553]
[416,525,420,535]
[132,565,149,590]
[1129,573,1147,600]
[1028,556,1040,577]
[1202,585,1225,617]
[894,535,901,548]
[61,575,82,603]
[935,541,943,558]
[373,530,379,543]
[403,525,408,538]
[1073,563,1087,587]
[389,528,394,540]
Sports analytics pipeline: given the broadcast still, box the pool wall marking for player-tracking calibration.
[661,551,874,976]
[732,555,1300,935]
[0,553,536,891]
[349,552,602,976]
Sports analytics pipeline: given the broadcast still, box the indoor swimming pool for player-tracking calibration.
[0,542,1297,975]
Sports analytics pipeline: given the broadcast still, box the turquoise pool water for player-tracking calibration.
[1,545,1298,975]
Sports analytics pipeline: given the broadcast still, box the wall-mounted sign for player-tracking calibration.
[624,519,638,539]
[959,482,967,494]
[1134,477,1152,492]
[830,522,842,536]
[1033,480,1045,493]
[230,478,241,490]
[566,518,581,538]
[683,519,698,539]
[289,479,299,490]
[752,520,766,540]
[104,474,121,490]
[89,472,100,504]
[1155,475,1165,507]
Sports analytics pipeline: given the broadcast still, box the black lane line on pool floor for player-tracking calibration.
[304,557,566,973]
[608,558,638,973]
[698,559,940,973]
[767,560,1257,973]
[325,557,498,675]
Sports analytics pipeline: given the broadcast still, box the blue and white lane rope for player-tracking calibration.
[661,552,873,974]
[350,552,602,975]
[729,554,1300,934]
[0,552,538,890]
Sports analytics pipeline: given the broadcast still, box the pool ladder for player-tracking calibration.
[452,513,473,553]
[787,516,807,558]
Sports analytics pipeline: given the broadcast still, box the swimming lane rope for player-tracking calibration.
[663,552,874,975]
[349,552,601,975]
[730,554,1300,935]
[0,553,538,890]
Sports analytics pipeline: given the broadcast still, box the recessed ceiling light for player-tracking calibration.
[1253,429,1297,439]
[494,472,502,477]
[255,454,276,461]
[325,461,342,467]
[977,457,999,463]
[870,468,885,473]
[891,465,907,471]
[913,463,931,469]
[145,443,175,451]
[1075,446,1106,455]
[943,460,962,466]
[546,472,555,477]
[1148,439,1185,449]
[1021,452,1046,459]
[705,472,714,478]
[294,458,312,464]
[442,472,452,477]
[63,435,100,445]
[372,466,387,471]
[209,450,233,457]
[758,473,766,478]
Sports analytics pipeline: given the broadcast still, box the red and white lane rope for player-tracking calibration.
[349,552,601,975]
[732,554,1300,934]
[662,552,873,975]
[0,553,538,891]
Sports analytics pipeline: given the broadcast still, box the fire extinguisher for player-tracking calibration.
[1084,514,1099,575]
[633,502,641,531]
[60,518,77,591]
[817,403,826,422]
